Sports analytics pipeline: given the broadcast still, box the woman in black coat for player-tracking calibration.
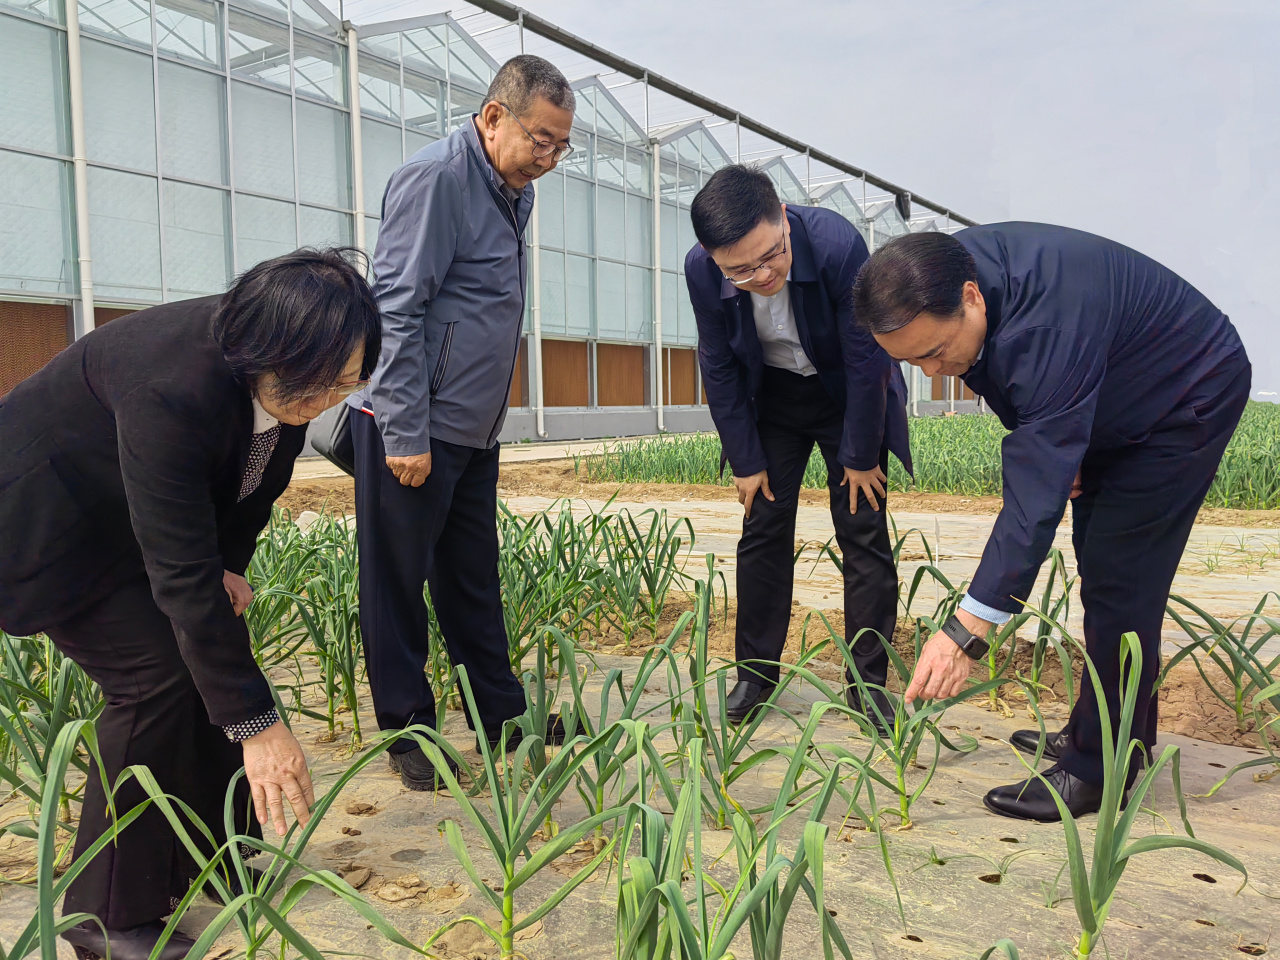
[0,249,380,960]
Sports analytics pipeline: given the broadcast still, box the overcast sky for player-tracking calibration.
[491,0,1278,398]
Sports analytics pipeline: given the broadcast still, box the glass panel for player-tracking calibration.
[676,160,700,204]
[290,0,334,33]
[293,31,343,104]
[625,146,650,195]
[363,215,379,257]
[677,275,694,343]
[596,185,624,261]
[448,24,493,89]
[0,17,70,155]
[359,54,400,121]
[298,203,351,246]
[235,192,294,267]
[660,271,679,344]
[447,86,483,131]
[155,0,220,66]
[675,133,699,167]
[234,0,287,21]
[228,9,290,90]
[162,180,230,296]
[87,166,161,300]
[0,0,62,22]
[405,127,435,157]
[657,153,677,198]
[358,34,399,62]
[564,175,592,255]
[561,131,592,179]
[83,38,156,171]
[403,70,440,135]
[627,263,652,341]
[572,85,595,131]
[595,136,624,187]
[678,205,696,265]
[699,128,731,170]
[231,81,293,197]
[540,248,565,335]
[0,149,74,293]
[536,172,563,250]
[566,254,592,337]
[159,59,227,184]
[594,91,635,144]
[660,202,677,271]
[595,259,624,339]
[625,193,651,266]
[296,99,350,208]
[78,0,151,46]
[401,26,446,77]
[362,117,401,214]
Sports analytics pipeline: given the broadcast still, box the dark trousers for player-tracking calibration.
[47,578,256,929]
[351,410,526,751]
[1059,370,1250,785]
[734,366,896,688]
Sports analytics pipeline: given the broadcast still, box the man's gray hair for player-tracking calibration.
[485,54,575,117]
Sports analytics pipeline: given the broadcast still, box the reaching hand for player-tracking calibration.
[242,722,314,837]
[222,570,254,617]
[904,631,974,703]
[734,469,774,519]
[841,465,887,514]
[386,452,432,487]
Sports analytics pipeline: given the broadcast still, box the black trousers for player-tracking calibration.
[1059,370,1250,786]
[352,410,526,751]
[47,578,257,929]
[734,366,896,688]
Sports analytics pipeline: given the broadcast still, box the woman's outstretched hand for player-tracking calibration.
[242,722,314,837]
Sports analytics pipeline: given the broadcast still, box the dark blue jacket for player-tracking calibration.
[958,222,1250,614]
[685,205,911,476]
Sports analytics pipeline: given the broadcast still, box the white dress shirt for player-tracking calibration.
[750,275,817,377]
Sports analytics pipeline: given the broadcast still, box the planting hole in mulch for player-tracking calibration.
[1193,873,1218,883]
[390,849,425,862]
[998,837,1019,843]
[1209,762,1227,768]
[1196,919,1217,926]
[978,873,1003,884]
[1237,945,1266,956]
[903,934,924,943]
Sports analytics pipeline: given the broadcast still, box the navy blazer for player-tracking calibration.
[685,205,911,476]
[957,222,1250,614]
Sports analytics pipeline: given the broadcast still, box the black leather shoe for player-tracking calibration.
[1010,727,1068,762]
[62,920,195,960]
[478,713,567,754]
[389,745,462,791]
[845,686,896,738]
[725,680,773,725]
[983,763,1115,822]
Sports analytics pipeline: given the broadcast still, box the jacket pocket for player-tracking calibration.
[430,322,456,397]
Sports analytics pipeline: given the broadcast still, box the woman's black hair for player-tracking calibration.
[852,232,978,334]
[690,164,783,251]
[213,247,381,402]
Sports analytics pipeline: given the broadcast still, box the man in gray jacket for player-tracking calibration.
[349,55,575,790]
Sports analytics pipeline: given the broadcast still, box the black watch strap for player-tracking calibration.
[942,614,990,661]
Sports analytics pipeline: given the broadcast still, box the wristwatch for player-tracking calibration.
[942,614,990,660]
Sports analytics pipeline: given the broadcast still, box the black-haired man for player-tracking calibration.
[685,164,912,729]
[853,223,1251,821]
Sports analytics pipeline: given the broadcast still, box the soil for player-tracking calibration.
[281,459,1280,528]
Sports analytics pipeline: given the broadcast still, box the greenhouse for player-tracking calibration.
[0,0,978,427]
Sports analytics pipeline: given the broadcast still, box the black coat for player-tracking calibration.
[956,222,1250,614]
[0,297,305,726]
[685,204,911,477]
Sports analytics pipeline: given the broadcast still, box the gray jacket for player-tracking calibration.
[350,118,533,455]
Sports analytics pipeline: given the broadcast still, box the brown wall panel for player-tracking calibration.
[542,339,589,407]
[94,307,137,326]
[931,374,946,401]
[663,347,697,405]
[597,343,645,406]
[1,301,69,396]
[509,336,527,407]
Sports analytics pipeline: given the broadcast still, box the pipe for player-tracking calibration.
[531,179,547,437]
[65,0,94,337]
[346,22,366,256]
[648,76,664,433]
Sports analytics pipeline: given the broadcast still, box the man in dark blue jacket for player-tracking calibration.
[853,223,1251,821]
[686,165,912,728]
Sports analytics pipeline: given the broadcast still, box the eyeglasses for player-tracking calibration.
[299,378,369,401]
[499,102,574,162]
[722,234,788,286]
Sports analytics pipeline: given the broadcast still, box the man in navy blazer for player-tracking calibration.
[685,164,912,729]
[853,224,1251,821]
